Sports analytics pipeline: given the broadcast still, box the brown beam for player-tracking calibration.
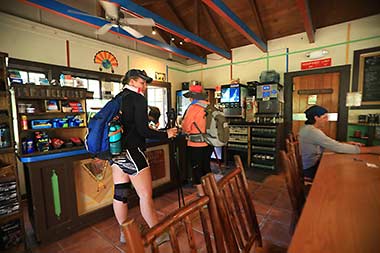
[165,0,205,56]
[135,0,167,7]
[202,4,230,51]
[194,0,200,35]
[249,0,266,42]
[296,0,315,43]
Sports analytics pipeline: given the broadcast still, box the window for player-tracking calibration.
[147,83,170,129]
[8,69,46,85]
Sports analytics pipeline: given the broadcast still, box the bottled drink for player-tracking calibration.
[109,122,122,155]
[21,115,28,130]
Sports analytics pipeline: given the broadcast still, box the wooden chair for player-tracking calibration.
[233,155,249,188]
[121,195,227,253]
[201,167,263,253]
[285,133,313,186]
[279,150,306,234]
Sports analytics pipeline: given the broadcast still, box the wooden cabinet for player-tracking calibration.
[0,52,25,252]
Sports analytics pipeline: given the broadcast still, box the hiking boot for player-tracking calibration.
[120,229,126,244]
[156,232,170,245]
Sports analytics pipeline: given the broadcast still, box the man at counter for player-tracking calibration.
[299,105,380,179]
[111,69,177,243]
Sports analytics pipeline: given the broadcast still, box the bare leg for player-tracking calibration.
[130,167,158,227]
[112,164,130,225]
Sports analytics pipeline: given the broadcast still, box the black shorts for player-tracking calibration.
[111,147,149,176]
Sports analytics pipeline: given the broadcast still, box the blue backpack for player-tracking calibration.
[85,90,129,160]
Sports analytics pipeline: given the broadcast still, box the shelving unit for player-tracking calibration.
[0,52,25,252]
[250,123,283,170]
[347,123,380,146]
[12,84,87,156]
[227,125,250,163]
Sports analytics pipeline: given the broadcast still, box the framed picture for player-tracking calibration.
[155,72,166,82]
[352,46,380,106]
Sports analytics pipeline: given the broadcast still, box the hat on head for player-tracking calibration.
[183,85,207,100]
[304,105,328,124]
[122,69,153,84]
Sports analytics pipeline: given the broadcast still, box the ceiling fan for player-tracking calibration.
[70,0,155,38]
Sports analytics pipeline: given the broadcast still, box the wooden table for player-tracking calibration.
[288,153,380,253]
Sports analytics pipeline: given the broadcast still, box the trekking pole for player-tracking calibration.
[172,137,185,208]
[166,109,185,208]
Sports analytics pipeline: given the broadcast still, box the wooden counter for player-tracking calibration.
[288,153,380,253]
[23,141,177,244]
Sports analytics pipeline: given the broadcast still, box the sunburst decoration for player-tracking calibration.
[94,50,118,73]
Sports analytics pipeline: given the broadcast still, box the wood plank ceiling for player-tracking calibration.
[133,0,380,59]
[4,0,380,64]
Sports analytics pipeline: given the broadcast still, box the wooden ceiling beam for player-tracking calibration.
[202,4,230,51]
[296,0,315,43]
[114,0,231,59]
[137,0,167,7]
[201,0,267,52]
[249,0,266,42]
[164,0,205,57]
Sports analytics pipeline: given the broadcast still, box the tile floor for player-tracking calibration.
[25,164,293,253]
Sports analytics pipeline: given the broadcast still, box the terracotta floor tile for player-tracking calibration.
[31,241,63,253]
[91,217,118,233]
[26,166,292,252]
[58,227,119,253]
[272,190,292,210]
[252,186,281,205]
[267,207,292,227]
[260,220,292,248]
[262,174,287,189]
[252,200,272,217]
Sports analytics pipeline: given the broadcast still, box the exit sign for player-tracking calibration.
[301,58,332,70]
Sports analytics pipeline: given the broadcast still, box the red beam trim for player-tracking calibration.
[296,0,315,43]
[66,40,70,67]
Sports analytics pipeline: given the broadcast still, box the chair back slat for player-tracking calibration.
[122,195,226,252]
[202,165,263,252]
[279,150,306,234]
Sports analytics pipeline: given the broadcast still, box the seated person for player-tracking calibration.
[299,105,380,179]
[148,106,161,129]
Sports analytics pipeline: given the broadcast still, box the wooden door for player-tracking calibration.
[292,72,340,138]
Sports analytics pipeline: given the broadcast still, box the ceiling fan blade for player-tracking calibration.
[95,23,114,35]
[99,0,119,20]
[120,25,144,38]
[123,18,155,26]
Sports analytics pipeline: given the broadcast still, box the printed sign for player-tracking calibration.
[301,58,332,70]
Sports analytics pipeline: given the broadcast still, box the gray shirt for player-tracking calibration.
[299,125,360,169]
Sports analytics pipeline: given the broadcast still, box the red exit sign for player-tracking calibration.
[301,58,332,70]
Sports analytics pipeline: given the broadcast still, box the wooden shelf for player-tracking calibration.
[349,136,369,140]
[19,145,85,158]
[19,111,85,116]
[21,126,86,133]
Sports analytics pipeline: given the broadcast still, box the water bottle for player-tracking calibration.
[109,122,122,155]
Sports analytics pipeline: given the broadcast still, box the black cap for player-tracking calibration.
[122,69,153,84]
[304,105,328,124]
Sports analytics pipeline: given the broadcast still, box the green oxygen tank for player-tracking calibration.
[109,121,122,155]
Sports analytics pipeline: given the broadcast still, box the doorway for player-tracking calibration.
[284,65,351,141]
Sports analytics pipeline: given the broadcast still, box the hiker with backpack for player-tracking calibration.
[181,85,214,197]
[111,69,177,243]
